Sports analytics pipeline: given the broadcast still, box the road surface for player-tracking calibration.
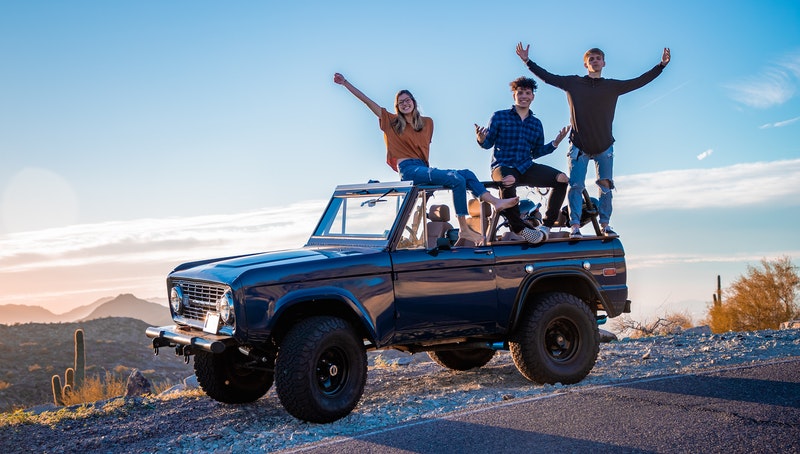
[285,358,800,453]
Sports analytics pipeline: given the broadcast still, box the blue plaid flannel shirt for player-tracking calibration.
[478,106,555,174]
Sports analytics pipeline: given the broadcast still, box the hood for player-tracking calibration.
[168,246,383,287]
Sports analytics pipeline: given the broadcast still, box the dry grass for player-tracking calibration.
[61,372,178,407]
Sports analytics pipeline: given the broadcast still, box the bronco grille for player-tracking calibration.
[175,280,228,322]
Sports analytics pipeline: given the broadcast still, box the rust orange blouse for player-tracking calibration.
[379,108,434,171]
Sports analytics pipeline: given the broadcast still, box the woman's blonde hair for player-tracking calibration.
[392,90,424,134]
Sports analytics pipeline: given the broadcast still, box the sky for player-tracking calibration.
[1,0,799,324]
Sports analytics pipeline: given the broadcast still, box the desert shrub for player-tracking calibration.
[611,310,694,338]
[704,256,800,333]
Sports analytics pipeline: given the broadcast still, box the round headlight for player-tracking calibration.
[217,291,235,324]
[170,286,184,313]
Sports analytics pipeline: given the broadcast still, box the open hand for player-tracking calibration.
[474,123,488,143]
[516,42,530,62]
[553,125,570,147]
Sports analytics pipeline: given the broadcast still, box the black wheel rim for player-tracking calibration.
[544,317,579,362]
[316,346,348,395]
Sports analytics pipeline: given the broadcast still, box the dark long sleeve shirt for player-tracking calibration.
[478,106,555,174]
[526,60,664,155]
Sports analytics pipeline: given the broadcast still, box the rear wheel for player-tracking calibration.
[428,348,495,371]
[509,292,599,384]
[275,316,367,423]
[194,348,274,404]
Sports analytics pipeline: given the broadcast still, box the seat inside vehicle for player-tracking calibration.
[426,204,453,248]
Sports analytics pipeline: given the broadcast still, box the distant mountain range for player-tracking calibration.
[0,294,173,327]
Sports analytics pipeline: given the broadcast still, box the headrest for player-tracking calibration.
[427,204,450,222]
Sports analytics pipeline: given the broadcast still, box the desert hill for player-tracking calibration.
[0,317,193,412]
[0,294,171,326]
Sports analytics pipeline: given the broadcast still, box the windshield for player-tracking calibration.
[311,189,407,241]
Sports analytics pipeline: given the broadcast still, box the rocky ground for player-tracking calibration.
[1,328,798,453]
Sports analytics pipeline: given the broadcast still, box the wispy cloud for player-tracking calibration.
[725,50,800,109]
[615,158,800,210]
[759,116,800,129]
[696,149,713,160]
[641,80,690,109]
[625,250,800,269]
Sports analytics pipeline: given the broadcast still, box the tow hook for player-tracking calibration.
[175,345,192,364]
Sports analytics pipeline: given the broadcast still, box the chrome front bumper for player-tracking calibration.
[145,324,230,354]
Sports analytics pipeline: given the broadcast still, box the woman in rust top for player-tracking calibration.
[334,72,518,245]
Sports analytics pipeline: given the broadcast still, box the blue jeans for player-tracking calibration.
[568,145,614,226]
[397,159,488,216]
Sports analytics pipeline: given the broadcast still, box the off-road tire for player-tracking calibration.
[428,348,495,371]
[509,292,599,384]
[194,348,274,404]
[275,316,367,423]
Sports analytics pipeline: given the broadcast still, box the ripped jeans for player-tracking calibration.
[397,159,487,216]
[568,145,614,226]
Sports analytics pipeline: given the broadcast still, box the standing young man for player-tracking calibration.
[516,42,671,238]
[476,76,570,244]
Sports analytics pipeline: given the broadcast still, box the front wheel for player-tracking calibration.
[509,292,599,385]
[275,316,367,423]
[428,348,495,371]
[194,348,274,404]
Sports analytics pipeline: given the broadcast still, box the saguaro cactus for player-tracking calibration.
[51,375,64,406]
[50,328,86,406]
[73,329,85,389]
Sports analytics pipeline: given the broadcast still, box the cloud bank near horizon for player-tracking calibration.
[1,159,798,312]
[615,158,800,209]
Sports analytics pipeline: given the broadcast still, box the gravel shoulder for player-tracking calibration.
[2,328,799,453]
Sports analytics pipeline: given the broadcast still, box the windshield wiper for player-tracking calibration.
[361,188,396,207]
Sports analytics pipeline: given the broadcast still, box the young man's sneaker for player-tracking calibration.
[601,225,617,236]
[520,227,545,244]
[569,226,582,239]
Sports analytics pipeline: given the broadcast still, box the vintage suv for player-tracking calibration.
[146,180,630,423]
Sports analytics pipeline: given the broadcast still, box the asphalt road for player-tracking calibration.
[286,358,800,454]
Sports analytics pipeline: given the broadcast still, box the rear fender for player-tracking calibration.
[510,267,611,330]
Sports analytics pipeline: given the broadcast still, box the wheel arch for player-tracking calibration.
[509,268,609,332]
[268,287,378,346]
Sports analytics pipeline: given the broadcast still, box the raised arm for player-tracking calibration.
[333,73,382,117]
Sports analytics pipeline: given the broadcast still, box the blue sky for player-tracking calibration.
[1,1,799,324]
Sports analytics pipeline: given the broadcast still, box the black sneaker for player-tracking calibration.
[601,225,617,236]
[569,226,582,239]
[520,227,545,244]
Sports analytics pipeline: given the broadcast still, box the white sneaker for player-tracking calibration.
[601,225,617,236]
[569,226,582,239]
[537,225,550,241]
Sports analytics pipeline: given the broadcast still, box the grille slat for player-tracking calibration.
[175,280,228,322]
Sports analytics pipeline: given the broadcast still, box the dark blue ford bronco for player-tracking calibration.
[146,181,630,423]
